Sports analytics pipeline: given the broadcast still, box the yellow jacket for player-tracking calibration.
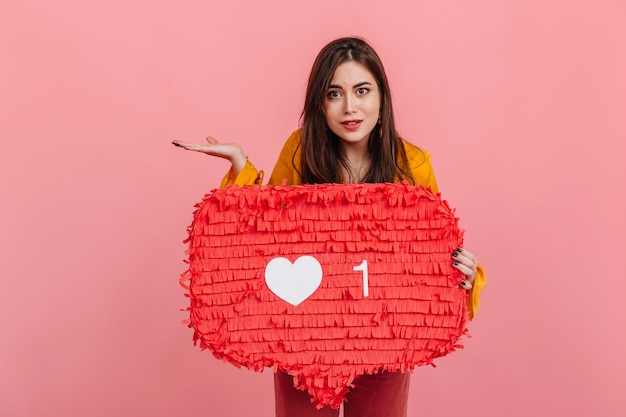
[221,129,486,319]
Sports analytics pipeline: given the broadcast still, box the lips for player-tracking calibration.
[340,120,363,130]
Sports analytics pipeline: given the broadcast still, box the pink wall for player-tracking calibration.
[1,1,625,416]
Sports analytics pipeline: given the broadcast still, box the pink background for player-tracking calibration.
[1,1,625,416]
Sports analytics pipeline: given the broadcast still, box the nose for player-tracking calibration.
[343,94,356,113]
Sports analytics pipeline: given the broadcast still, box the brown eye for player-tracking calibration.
[357,87,369,95]
[327,90,341,99]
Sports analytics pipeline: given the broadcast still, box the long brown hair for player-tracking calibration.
[298,37,414,184]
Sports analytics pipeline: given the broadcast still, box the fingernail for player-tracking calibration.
[456,248,463,253]
[172,141,182,147]
[453,261,459,266]
[451,253,458,258]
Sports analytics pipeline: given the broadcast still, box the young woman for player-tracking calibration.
[173,37,486,417]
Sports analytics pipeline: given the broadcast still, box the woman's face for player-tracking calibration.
[323,61,381,148]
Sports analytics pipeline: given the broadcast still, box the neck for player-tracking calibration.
[340,141,371,183]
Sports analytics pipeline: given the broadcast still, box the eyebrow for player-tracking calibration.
[328,81,373,89]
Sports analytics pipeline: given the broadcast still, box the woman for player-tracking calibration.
[173,37,486,417]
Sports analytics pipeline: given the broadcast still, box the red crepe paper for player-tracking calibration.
[180,182,469,409]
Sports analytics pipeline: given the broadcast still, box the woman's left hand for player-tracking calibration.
[451,248,479,290]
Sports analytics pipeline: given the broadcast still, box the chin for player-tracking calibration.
[331,129,374,145]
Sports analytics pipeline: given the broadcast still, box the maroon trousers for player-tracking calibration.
[274,371,410,417]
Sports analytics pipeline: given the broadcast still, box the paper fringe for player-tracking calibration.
[180,182,468,409]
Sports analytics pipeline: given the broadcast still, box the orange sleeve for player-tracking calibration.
[467,265,486,319]
[403,141,439,193]
[219,159,264,188]
[267,130,303,186]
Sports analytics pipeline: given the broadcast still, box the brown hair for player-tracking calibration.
[297,37,414,184]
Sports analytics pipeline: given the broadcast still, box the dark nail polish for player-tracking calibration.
[172,141,182,147]
[456,248,463,253]
[451,253,458,258]
[453,261,459,266]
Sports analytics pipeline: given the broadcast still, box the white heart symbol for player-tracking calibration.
[265,256,323,306]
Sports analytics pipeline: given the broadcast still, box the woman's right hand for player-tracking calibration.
[172,136,247,176]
